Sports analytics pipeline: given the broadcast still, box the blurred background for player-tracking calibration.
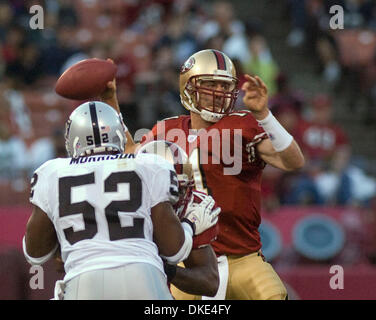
[0,0,376,300]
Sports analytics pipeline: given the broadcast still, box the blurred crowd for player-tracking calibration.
[287,0,376,122]
[0,0,375,212]
[262,0,376,210]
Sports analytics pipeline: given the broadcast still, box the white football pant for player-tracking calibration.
[63,263,173,300]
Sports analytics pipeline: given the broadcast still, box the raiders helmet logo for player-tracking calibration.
[180,57,195,74]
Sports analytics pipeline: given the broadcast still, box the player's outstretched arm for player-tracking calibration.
[242,74,305,171]
[100,76,120,113]
[152,202,193,264]
[100,69,138,153]
[257,137,305,171]
[170,246,219,297]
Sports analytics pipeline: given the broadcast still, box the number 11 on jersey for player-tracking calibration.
[189,148,209,195]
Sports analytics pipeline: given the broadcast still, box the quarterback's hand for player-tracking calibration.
[242,74,269,120]
[182,191,221,236]
[100,59,119,108]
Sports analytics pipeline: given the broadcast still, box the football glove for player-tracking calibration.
[181,190,221,236]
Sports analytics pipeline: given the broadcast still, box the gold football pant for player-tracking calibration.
[171,251,287,300]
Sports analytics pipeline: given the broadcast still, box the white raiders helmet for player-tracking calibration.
[65,101,128,158]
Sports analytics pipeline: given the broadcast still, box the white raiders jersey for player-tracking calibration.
[29,153,179,282]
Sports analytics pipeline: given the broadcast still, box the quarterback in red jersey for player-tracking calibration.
[104,49,304,300]
[141,111,268,256]
[140,49,305,300]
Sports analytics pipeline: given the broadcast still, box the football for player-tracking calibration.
[55,58,117,100]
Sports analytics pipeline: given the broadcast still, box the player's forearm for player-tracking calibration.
[170,246,219,297]
[103,96,121,114]
[100,88,137,153]
[100,79,121,114]
[255,110,305,170]
[172,264,219,297]
[276,140,305,171]
[259,138,304,171]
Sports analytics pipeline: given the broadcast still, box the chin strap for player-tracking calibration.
[200,109,223,123]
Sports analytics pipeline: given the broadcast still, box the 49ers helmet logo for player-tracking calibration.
[180,57,195,74]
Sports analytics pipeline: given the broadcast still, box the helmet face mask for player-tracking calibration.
[188,74,238,116]
[65,101,128,158]
[180,50,239,123]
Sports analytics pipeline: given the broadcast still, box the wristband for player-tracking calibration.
[160,222,193,264]
[181,218,195,235]
[256,111,293,152]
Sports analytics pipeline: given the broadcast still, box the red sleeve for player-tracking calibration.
[244,112,268,145]
[140,124,158,145]
[243,114,268,165]
[220,112,268,165]
[192,224,219,249]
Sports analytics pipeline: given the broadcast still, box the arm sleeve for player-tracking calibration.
[243,112,269,164]
[246,112,268,145]
[245,132,268,164]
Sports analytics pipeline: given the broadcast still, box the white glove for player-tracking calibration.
[182,191,221,235]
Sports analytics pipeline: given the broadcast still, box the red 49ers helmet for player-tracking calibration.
[179,49,239,123]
